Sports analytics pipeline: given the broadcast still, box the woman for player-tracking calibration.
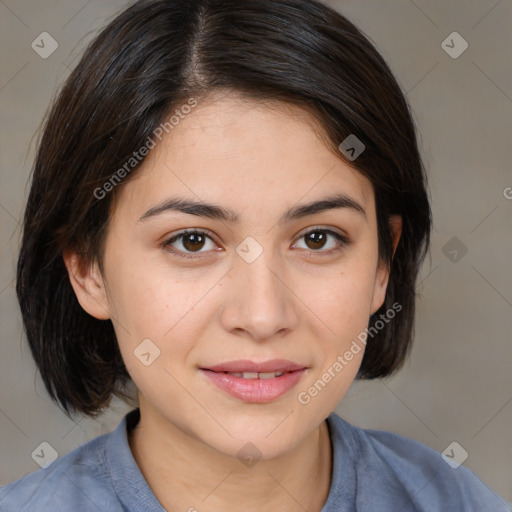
[3,0,509,510]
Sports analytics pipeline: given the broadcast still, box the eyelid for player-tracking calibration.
[162,228,221,259]
[162,225,350,259]
[166,227,217,241]
[294,224,348,242]
[291,225,350,252]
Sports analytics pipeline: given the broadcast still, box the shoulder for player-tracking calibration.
[0,431,121,512]
[327,413,511,511]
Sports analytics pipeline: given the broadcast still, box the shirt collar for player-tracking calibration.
[105,408,357,511]
[105,408,166,511]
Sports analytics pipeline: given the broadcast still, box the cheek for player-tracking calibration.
[294,271,373,410]
[107,266,206,402]
[301,260,377,339]
[105,255,224,361]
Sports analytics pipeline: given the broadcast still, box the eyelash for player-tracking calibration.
[162,227,350,260]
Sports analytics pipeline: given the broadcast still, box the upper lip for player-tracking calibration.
[203,359,306,373]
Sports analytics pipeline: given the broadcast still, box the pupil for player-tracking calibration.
[306,231,325,250]
[181,232,328,252]
[184,233,205,251]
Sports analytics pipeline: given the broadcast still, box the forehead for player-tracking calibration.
[112,93,373,222]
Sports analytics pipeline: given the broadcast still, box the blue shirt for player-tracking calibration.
[1,408,509,511]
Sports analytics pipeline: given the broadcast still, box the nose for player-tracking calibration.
[220,250,299,341]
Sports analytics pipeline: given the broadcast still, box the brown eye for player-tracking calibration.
[163,230,217,258]
[181,233,206,252]
[304,231,328,250]
[293,228,349,254]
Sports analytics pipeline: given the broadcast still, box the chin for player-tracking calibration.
[204,412,312,459]
[210,432,300,463]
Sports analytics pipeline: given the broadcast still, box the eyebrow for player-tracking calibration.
[137,193,366,224]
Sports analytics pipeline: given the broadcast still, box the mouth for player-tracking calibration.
[209,370,287,379]
[200,359,307,403]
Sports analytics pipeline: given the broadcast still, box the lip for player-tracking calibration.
[205,359,305,373]
[200,359,307,403]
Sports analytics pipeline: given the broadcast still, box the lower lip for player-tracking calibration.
[201,369,306,403]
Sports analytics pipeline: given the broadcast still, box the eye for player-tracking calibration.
[292,228,349,254]
[162,227,349,260]
[163,230,219,258]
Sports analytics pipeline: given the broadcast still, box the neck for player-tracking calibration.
[128,401,333,512]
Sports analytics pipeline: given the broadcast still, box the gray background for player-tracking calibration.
[1,0,511,503]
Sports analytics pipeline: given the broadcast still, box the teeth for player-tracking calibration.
[259,372,282,379]
[225,371,285,379]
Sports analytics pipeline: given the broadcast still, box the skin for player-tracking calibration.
[64,92,401,512]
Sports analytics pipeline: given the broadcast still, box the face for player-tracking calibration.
[67,93,397,459]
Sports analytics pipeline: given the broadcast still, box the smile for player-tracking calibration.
[220,371,284,379]
[200,359,307,403]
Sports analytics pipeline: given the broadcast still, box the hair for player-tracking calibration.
[16,0,431,418]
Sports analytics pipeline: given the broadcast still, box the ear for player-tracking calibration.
[62,249,111,320]
[370,215,402,314]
